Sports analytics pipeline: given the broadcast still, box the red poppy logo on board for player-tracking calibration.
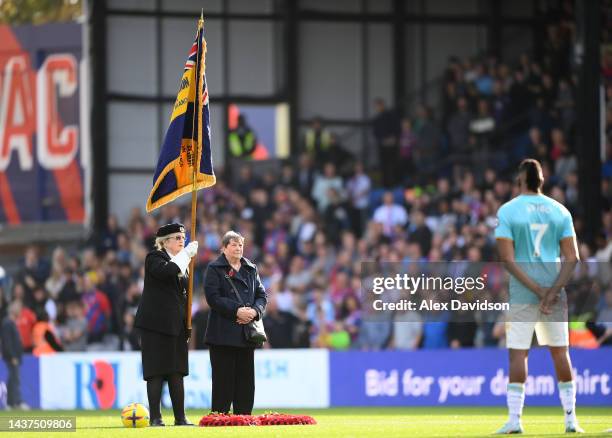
[91,360,117,409]
[75,359,119,409]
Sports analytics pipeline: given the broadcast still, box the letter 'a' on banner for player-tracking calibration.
[146,15,215,212]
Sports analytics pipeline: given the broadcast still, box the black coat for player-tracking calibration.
[203,254,267,348]
[135,249,188,336]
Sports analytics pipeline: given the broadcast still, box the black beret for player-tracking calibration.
[156,223,185,238]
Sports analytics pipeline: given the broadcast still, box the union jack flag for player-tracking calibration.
[185,38,198,70]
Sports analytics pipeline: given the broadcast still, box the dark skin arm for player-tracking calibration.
[496,238,547,299]
[539,236,579,314]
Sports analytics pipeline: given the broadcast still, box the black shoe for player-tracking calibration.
[150,418,165,427]
[174,418,195,426]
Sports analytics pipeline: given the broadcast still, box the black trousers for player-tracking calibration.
[209,345,255,414]
[6,361,21,407]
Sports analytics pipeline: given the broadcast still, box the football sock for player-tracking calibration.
[558,381,577,423]
[507,383,525,423]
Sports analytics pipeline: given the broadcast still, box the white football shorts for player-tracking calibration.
[505,301,569,349]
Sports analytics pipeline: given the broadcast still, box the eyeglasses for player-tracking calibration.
[169,235,186,241]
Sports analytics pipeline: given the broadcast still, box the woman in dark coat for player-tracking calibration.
[134,223,197,426]
[204,230,267,414]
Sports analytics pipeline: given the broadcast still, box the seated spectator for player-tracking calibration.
[285,256,311,295]
[346,162,372,238]
[408,210,433,257]
[391,308,423,350]
[372,191,408,238]
[323,187,350,246]
[356,316,392,351]
[16,246,49,301]
[337,294,361,344]
[328,270,353,307]
[447,97,472,152]
[311,162,345,213]
[263,297,299,349]
[30,285,56,323]
[58,299,88,352]
[80,271,112,344]
[306,288,335,325]
[555,142,577,182]
[45,247,68,301]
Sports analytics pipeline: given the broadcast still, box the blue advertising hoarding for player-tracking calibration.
[0,348,610,409]
[330,348,612,406]
[0,355,40,408]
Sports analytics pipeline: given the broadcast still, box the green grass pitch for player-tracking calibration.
[0,407,610,437]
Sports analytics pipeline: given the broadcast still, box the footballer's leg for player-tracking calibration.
[549,345,584,433]
[496,317,534,434]
[494,349,528,434]
[538,309,584,433]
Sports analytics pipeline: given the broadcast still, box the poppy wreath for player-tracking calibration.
[199,413,259,427]
[257,413,317,425]
[199,412,316,427]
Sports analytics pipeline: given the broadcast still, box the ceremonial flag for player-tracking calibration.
[146,15,215,212]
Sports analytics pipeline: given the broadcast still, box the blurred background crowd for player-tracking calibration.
[1,0,612,355]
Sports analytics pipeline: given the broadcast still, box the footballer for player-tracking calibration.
[494,159,583,434]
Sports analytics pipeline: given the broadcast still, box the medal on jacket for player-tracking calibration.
[181,275,188,299]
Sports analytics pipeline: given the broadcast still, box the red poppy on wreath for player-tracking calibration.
[199,412,315,427]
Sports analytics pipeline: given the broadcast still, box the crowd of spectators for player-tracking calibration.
[1,1,612,355]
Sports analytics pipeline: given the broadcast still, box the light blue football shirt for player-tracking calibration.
[495,194,575,304]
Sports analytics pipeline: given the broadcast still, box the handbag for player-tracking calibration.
[220,270,267,346]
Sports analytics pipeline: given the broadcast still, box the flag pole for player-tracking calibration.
[187,12,204,335]
[187,186,196,334]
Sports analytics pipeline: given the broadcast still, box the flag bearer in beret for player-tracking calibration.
[135,223,198,427]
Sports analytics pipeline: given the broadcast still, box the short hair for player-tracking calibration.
[518,158,544,191]
[222,230,244,248]
[154,236,167,251]
[155,231,184,250]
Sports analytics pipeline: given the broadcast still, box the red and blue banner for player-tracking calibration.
[146,16,215,212]
[0,22,87,224]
